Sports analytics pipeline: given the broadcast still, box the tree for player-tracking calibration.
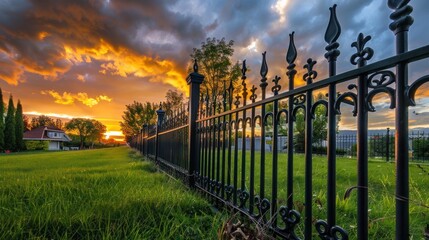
[190,38,242,105]
[54,118,64,129]
[23,114,31,131]
[0,88,4,151]
[15,100,25,151]
[164,89,184,116]
[294,93,338,152]
[31,115,55,129]
[87,120,106,147]
[120,101,157,142]
[4,95,15,151]
[65,118,106,149]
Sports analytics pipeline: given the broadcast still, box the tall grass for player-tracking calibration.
[0,147,225,239]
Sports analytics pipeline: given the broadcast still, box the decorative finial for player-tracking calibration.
[250,85,257,103]
[325,4,341,45]
[271,75,281,95]
[350,33,374,66]
[388,0,410,9]
[260,51,268,99]
[193,59,198,73]
[388,0,413,33]
[234,95,241,108]
[287,32,297,91]
[303,58,317,83]
[241,60,247,80]
[286,32,297,65]
[260,51,268,80]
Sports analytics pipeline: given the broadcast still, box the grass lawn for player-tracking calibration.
[209,150,429,239]
[0,147,226,239]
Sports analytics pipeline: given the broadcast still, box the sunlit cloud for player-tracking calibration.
[271,0,289,24]
[41,90,112,107]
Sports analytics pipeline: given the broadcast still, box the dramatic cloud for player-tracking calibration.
[0,0,428,133]
[41,90,112,107]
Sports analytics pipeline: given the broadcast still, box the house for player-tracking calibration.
[23,126,72,150]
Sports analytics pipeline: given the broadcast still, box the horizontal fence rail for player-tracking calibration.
[130,2,429,239]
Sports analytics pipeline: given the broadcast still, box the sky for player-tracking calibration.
[0,0,428,139]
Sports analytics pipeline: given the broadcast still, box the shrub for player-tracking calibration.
[25,140,49,150]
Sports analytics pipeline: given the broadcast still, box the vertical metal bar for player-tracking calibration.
[204,122,209,188]
[222,114,227,199]
[386,128,390,162]
[212,117,216,193]
[260,51,268,201]
[249,105,255,214]
[208,117,213,191]
[389,0,413,236]
[217,116,221,195]
[271,98,279,226]
[227,114,232,188]
[286,32,297,210]
[234,111,239,205]
[357,53,369,240]
[304,67,314,240]
[241,110,247,193]
[241,69,248,206]
[325,4,341,228]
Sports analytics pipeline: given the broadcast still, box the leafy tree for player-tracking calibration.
[294,93,328,152]
[120,101,157,142]
[190,38,242,105]
[0,88,4,151]
[23,114,31,131]
[31,115,55,129]
[65,118,106,149]
[15,100,25,151]
[88,120,106,147]
[55,118,64,129]
[164,89,184,116]
[4,95,15,151]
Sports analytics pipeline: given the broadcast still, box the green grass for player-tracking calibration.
[0,147,226,239]
[202,150,429,239]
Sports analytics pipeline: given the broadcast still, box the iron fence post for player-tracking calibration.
[389,1,413,239]
[386,127,390,162]
[187,60,204,188]
[155,107,165,165]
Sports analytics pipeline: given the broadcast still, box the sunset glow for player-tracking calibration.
[1,0,428,139]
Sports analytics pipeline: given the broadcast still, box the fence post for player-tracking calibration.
[386,127,390,162]
[155,106,165,164]
[187,60,204,188]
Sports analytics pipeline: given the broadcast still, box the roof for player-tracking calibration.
[23,126,71,142]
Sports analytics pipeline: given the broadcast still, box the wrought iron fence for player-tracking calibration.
[130,2,429,239]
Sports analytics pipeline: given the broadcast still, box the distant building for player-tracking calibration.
[23,126,71,150]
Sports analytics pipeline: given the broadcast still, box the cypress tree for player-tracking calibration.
[0,88,4,151]
[4,95,15,151]
[15,100,25,151]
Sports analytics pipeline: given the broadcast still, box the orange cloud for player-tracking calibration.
[62,40,188,93]
[41,90,112,107]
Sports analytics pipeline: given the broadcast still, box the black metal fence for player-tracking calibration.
[130,2,429,239]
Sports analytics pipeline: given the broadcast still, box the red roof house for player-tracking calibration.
[23,126,71,150]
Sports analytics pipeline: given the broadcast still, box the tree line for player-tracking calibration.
[120,90,185,142]
[0,88,24,152]
[0,88,107,152]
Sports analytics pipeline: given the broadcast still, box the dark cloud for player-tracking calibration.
[0,0,428,132]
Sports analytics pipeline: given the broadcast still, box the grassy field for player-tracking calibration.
[208,150,429,239]
[1,147,428,239]
[0,147,226,239]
